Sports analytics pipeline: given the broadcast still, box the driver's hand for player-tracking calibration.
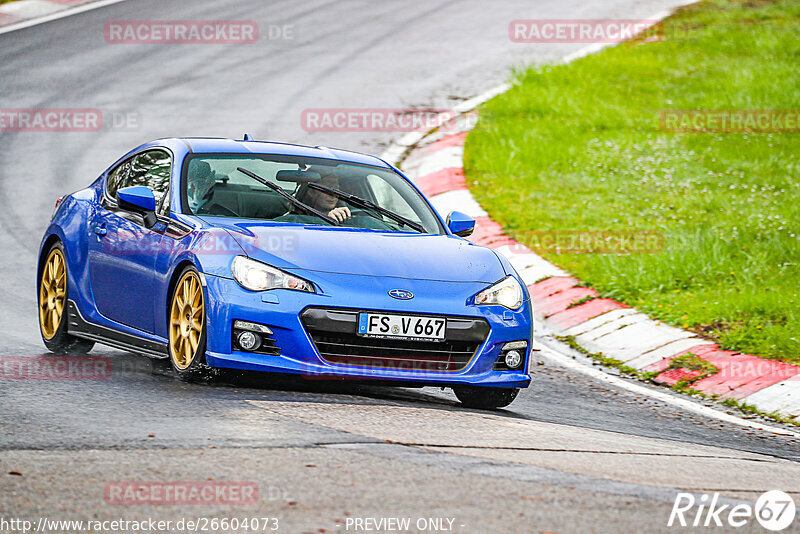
[328,206,351,223]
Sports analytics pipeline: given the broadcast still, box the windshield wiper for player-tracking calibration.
[306,182,426,233]
[236,167,338,226]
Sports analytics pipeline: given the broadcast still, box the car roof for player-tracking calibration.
[155,137,392,169]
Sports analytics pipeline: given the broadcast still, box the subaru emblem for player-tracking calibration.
[388,289,414,300]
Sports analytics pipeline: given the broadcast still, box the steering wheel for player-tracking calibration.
[346,209,394,230]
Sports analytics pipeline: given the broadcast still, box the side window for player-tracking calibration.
[132,150,171,215]
[106,157,133,200]
[106,150,172,215]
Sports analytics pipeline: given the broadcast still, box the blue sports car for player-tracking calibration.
[37,136,532,408]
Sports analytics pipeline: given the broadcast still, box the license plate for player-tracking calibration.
[357,313,446,341]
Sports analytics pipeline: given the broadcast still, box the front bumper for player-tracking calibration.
[203,272,532,388]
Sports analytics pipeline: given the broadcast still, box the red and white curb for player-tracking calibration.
[0,0,127,34]
[382,104,800,424]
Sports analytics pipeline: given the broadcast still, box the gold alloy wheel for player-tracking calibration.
[169,271,205,370]
[39,248,67,340]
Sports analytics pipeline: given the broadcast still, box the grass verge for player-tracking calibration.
[465,0,800,364]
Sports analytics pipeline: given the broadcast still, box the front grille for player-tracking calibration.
[301,308,489,373]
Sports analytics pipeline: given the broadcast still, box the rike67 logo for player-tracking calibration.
[669,490,796,531]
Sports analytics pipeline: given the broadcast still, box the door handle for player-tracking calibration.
[94,224,107,236]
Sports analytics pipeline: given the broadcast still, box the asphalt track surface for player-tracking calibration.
[1,1,799,532]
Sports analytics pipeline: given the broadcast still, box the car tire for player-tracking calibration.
[168,265,211,381]
[38,242,95,355]
[453,386,519,409]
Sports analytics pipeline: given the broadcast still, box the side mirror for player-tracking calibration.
[446,211,475,237]
[117,186,158,229]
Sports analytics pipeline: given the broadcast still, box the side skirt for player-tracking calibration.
[66,300,169,359]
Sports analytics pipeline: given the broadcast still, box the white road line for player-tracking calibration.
[0,0,131,36]
[534,338,800,438]
[0,0,64,19]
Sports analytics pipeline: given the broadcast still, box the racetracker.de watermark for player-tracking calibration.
[1,356,111,380]
[509,19,658,43]
[104,21,259,44]
[660,110,800,133]
[102,231,299,257]
[0,109,140,132]
[301,108,460,133]
[510,231,664,255]
[104,482,259,506]
[302,363,449,381]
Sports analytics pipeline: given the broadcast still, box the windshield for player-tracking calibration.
[182,154,442,234]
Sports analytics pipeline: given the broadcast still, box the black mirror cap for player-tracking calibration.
[118,197,159,229]
[143,211,158,229]
[117,197,143,213]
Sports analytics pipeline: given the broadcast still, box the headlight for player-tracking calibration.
[231,256,315,293]
[474,276,523,310]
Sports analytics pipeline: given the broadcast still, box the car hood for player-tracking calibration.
[214,220,505,283]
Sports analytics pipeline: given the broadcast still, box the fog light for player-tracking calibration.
[504,350,523,369]
[237,330,261,351]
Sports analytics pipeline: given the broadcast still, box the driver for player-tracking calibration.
[187,160,217,213]
[298,168,351,223]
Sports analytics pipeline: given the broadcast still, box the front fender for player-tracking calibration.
[152,225,245,339]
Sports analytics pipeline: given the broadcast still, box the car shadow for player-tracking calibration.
[206,363,531,421]
[43,348,530,420]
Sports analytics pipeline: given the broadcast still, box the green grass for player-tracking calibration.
[465,0,800,364]
[666,353,720,387]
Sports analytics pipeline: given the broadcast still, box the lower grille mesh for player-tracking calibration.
[307,332,479,372]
